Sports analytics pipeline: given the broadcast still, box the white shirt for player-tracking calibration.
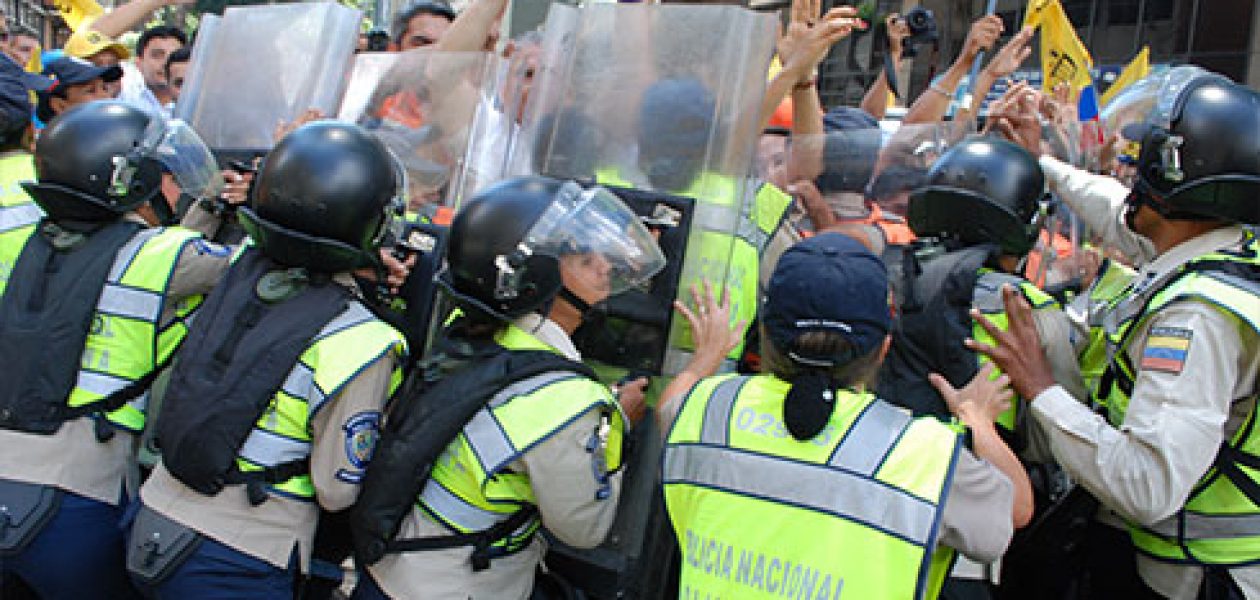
[1035,156,1260,599]
[117,62,169,119]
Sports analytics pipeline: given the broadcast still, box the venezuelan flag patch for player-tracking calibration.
[1141,327,1193,375]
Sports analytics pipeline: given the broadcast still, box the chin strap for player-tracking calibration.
[147,195,178,227]
[556,286,600,322]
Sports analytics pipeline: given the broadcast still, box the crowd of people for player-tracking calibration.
[0,0,1256,599]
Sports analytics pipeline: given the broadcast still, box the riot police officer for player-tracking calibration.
[354,176,737,599]
[876,135,1085,598]
[127,122,409,599]
[658,232,1031,599]
[976,68,1260,599]
[878,135,1084,429]
[0,100,231,598]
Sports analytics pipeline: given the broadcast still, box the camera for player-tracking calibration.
[366,29,390,52]
[900,6,939,58]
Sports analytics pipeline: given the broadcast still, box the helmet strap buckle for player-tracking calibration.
[255,268,310,303]
[40,221,88,251]
[1161,134,1185,183]
[493,244,531,300]
[108,155,137,198]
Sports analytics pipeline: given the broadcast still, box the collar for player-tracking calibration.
[500,312,582,361]
[1131,225,1250,296]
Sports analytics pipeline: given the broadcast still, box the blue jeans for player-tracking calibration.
[0,486,141,599]
[138,534,296,600]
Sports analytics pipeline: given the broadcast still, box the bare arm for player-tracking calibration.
[790,83,824,137]
[88,0,187,38]
[953,26,1034,127]
[758,3,862,133]
[903,15,1003,125]
[931,363,1034,529]
[434,0,507,52]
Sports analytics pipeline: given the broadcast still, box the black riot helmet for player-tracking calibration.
[24,100,163,222]
[1125,72,1260,225]
[907,136,1045,256]
[440,176,665,321]
[239,122,404,273]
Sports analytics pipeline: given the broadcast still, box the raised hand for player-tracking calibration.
[983,26,1034,80]
[961,14,1004,62]
[778,2,865,84]
[965,285,1056,400]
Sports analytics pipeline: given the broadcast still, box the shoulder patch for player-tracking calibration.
[1141,327,1193,375]
[191,238,232,257]
[336,411,382,483]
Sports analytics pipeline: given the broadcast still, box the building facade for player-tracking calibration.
[817,0,1259,111]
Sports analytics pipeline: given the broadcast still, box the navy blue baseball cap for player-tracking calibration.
[41,56,123,89]
[35,56,122,122]
[0,57,51,131]
[764,233,892,365]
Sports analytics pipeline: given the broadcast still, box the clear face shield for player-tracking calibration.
[1103,65,1208,177]
[117,118,224,202]
[521,182,666,302]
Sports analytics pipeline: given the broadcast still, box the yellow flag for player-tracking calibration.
[1023,0,1093,94]
[1100,46,1150,106]
[50,0,104,33]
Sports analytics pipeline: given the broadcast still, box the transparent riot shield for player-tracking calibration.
[512,2,777,378]
[781,123,954,242]
[348,50,507,368]
[516,5,776,598]
[352,49,503,219]
[175,2,361,163]
[171,13,219,129]
[781,124,939,312]
[337,52,400,123]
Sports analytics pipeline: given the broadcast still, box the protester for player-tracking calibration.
[119,25,186,116]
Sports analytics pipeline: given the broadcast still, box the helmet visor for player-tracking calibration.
[1102,65,1208,139]
[142,118,224,201]
[524,182,666,297]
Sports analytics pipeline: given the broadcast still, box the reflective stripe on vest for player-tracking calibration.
[664,374,961,600]
[1097,233,1260,565]
[68,227,200,431]
[235,301,405,500]
[0,202,40,234]
[1078,259,1137,398]
[417,323,623,550]
[0,154,40,295]
[1098,233,1260,421]
[971,270,1058,430]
